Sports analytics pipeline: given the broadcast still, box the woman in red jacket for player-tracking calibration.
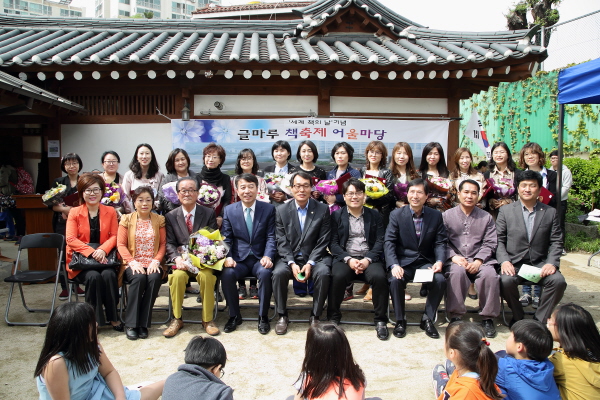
[66,173,122,331]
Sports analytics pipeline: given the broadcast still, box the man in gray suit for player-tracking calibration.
[272,171,331,335]
[496,170,566,325]
[163,177,219,338]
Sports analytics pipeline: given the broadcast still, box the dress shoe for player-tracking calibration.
[508,318,519,329]
[420,284,428,297]
[309,315,320,327]
[138,327,149,339]
[224,315,243,333]
[298,293,307,298]
[258,317,270,335]
[481,319,497,338]
[393,320,407,338]
[125,327,139,340]
[111,322,124,332]
[420,318,440,339]
[275,316,289,335]
[203,320,220,336]
[449,317,462,324]
[328,315,341,326]
[376,321,389,340]
[163,318,183,338]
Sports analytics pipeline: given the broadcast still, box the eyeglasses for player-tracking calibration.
[84,188,101,195]
[103,160,118,165]
[240,157,253,162]
[345,191,364,197]
[64,162,79,167]
[219,368,225,379]
[368,151,382,156]
[178,189,198,195]
[292,184,311,190]
[205,155,220,160]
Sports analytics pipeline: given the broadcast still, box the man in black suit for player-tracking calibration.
[496,170,566,325]
[272,171,331,335]
[220,173,277,334]
[163,177,219,338]
[328,178,389,340]
[385,178,447,339]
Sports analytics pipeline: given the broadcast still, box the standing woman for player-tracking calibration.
[389,142,419,208]
[419,142,450,212]
[449,147,486,203]
[66,173,122,331]
[197,143,231,227]
[518,142,557,208]
[51,153,84,300]
[485,142,521,218]
[117,187,166,340]
[100,151,123,184]
[157,148,198,214]
[122,143,164,212]
[264,140,298,205]
[325,142,362,206]
[297,140,326,199]
[360,140,394,226]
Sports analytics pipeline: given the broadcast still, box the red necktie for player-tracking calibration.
[186,213,193,234]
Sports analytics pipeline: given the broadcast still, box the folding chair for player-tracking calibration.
[4,233,64,326]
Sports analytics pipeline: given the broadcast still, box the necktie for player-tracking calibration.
[186,213,193,234]
[245,208,253,238]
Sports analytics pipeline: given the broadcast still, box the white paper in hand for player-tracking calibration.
[518,264,542,283]
[413,268,434,283]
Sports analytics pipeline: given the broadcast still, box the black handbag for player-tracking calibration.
[69,243,120,270]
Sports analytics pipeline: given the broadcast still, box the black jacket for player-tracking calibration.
[330,206,385,264]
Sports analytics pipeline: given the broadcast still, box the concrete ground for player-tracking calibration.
[1,239,599,399]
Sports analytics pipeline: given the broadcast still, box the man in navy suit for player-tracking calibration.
[385,178,447,339]
[220,173,277,334]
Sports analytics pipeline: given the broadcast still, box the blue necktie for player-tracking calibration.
[245,208,253,238]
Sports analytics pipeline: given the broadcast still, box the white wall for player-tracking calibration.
[330,96,448,114]
[61,123,172,176]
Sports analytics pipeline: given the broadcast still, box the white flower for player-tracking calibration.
[172,120,205,148]
[209,120,241,143]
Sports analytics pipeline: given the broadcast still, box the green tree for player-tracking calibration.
[506,0,562,45]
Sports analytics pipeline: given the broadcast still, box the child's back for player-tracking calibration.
[550,348,600,400]
[496,353,560,400]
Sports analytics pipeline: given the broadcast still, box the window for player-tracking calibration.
[136,7,160,18]
[118,9,129,16]
[137,0,160,10]
[119,0,129,4]
[3,0,12,9]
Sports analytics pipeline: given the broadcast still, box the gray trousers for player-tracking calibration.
[272,258,330,317]
[444,263,501,319]
[500,267,567,323]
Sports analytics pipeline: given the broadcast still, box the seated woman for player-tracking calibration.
[162,336,233,400]
[293,323,365,400]
[548,303,600,399]
[35,302,164,400]
[66,173,122,331]
[117,187,166,341]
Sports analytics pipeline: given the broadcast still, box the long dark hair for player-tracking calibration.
[488,142,517,172]
[419,142,449,178]
[34,302,100,378]
[553,303,600,362]
[445,321,502,400]
[389,142,419,180]
[450,147,477,179]
[298,324,365,399]
[129,143,160,180]
[235,149,258,175]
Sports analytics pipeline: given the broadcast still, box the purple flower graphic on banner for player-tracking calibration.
[172,120,204,148]
[209,120,240,143]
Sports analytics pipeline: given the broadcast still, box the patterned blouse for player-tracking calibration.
[134,219,155,268]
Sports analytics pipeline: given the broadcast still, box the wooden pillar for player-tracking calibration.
[318,78,331,117]
[447,89,460,160]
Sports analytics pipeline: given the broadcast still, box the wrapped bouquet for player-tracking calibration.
[42,184,67,206]
[360,177,389,200]
[328,203,341,214]
[256,192,271,203]
[101,181,126,218]
[393,182,409,202]
[264,173,292,196]
[487,178,515,199]
[315,179,339,196]
[197,183,222,207]
[188,227,229,271]
[427,176,452,211]
[161,181,180,205]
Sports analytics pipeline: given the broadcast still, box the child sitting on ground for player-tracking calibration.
[495,319,560,400]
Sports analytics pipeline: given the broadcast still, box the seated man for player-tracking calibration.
[272,171,331,335]
[443,179,501,338]
[328,178,389,340]
[220,173,277,335]
[496,169,566,325]
[163,177,219,338]
[385,178,447,339]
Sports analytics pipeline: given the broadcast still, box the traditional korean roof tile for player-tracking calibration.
[0,0,546,69]
[193,2,314,15]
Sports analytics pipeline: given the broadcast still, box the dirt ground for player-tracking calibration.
[1,240,599,400]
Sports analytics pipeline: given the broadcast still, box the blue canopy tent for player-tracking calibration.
[557,58,600,264]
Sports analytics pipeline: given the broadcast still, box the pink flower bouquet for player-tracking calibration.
[256,192,271,203]
[393,182,409,202]
[197,183,221,207]
[488,178,515,199]
[315,179,339,196]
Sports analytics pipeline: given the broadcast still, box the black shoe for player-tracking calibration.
[468,293,478,300]
[224,315,243,333]
[393,320,407,338]
[376,321,389,340]
[298,293,306,297]
[217,291,224,303]
[449,317,462,324]
[112,322,124,332]
[508,318,519,328]
[420,284,428,297]
[138,327,149,339]
[125,327,138,340]
[196,294,202,303]
[309,315,320,327]
[258,317,270,335]
[481,319,497,338]
[420,318,439,339]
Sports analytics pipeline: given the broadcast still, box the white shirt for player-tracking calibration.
[243,201,256,222]
[182,205,197,227]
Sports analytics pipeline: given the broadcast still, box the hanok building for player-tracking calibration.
[0,0,547,187]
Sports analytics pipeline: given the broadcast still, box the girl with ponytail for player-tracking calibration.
[433,321,503,400]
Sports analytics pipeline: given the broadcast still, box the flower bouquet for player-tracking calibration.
[427,176,452,210]
[101,181,126,218]
[393,182,409,202]
[328,203,341,214]
[315,179,338,196]
[0,194,15,210]
[360,177,389,200]
[487,178,515,199]
[42,184,67,206]
[264,173,292,196]
[197,183,221,208]
[188,227,230,271]
[256,192,271,203]
[161,181,180,205]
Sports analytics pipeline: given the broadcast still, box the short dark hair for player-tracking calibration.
[331,142,355,163]
[516,169,543,188]
[129,143,160,180]
[407,178,428,195]
[235,149,258,175]
[101,151,120,164]
[176,177,198,192]
[77,173,106,203]
[297,140,319,163]
[476,161,488,169]
[272,140,292,161]
[549,150,559,158]
[203,143,226,168]
[132,186,155,204]
[343,178,365,194]
[165,148,191,175]
[511,319,553,361]
[61,153,83,174]
[235,173,258,188]
[291,171,312,186]
[184,336,227,369]
[458,179,480,192]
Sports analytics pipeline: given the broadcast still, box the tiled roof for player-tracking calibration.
[193,2,314,15]
[0,0,546,68]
